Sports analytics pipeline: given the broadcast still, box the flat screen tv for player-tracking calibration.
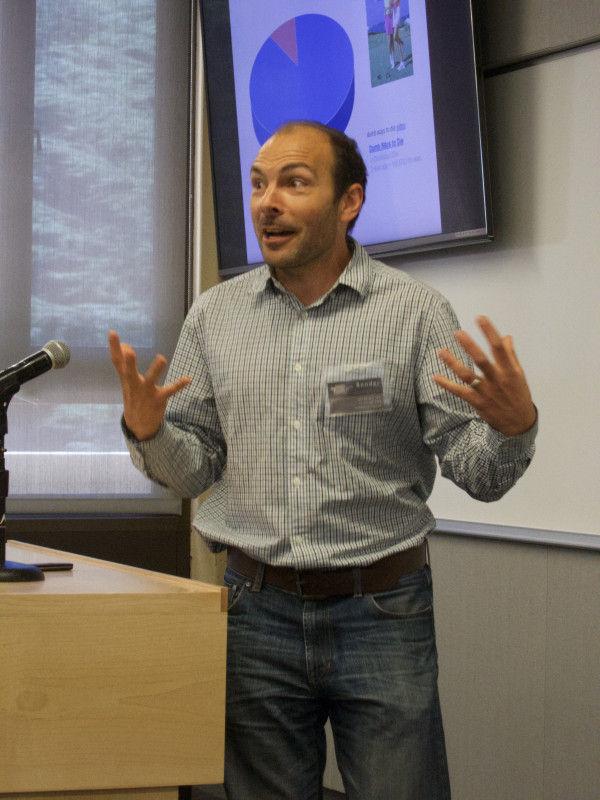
[199,0,492,276]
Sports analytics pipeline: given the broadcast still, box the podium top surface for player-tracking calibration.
[2,540,226,606]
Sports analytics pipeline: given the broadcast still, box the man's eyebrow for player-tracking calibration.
[250,162,317,177]
[280,162,316,175]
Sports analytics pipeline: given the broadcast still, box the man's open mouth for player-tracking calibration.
[263,228,295,240]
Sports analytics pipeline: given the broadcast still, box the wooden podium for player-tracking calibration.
[0,541,227,800]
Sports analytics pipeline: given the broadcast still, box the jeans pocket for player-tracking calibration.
[365,566,433,620]
[224,568,251,615]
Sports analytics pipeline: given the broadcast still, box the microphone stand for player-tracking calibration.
[0,378,44,582]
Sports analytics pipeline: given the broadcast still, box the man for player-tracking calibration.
[110,121,537,800]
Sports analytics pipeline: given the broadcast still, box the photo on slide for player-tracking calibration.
[366,0,413,87]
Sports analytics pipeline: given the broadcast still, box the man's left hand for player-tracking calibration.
[434,316,537,437]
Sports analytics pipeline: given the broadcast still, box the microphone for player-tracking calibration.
[0,341,71,393]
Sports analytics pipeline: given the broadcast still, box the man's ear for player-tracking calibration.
[339,183,364,226]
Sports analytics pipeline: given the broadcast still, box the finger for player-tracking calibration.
[144,354,168,385]
[108,330,124,370]
[476,316,514,370]
[433,373,484,403]
[443,332,494,383]
[437,348,475,384]
[433,374,461,396]
[162,375,192,398]
[501,334,523,372]
[453,330,498,381]
[109,331,141,385]
[118,342,142,382]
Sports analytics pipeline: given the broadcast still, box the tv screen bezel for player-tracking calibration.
[199,0,492,277]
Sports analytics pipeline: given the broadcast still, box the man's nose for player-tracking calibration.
[260,182,282,212]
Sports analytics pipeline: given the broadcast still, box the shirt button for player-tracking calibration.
[302,311,308,320]
[293,477,301,487]
[294,362,302,373]
[293,420,301,430]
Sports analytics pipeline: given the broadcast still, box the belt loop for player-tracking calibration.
[353,567,363,598]
[251,561,265,593]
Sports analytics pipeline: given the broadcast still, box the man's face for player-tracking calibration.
[250,127,349,275]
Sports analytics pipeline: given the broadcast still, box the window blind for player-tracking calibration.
[0,0,193,512]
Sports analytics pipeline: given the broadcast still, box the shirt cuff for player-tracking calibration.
[120,415,165,447]
[485,407,539,455]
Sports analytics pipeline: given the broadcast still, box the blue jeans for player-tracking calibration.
[223,563,451,800]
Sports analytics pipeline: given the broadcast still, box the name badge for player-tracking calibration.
[324,362,391,417]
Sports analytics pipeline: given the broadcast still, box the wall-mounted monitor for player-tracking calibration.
[200,0,492,276]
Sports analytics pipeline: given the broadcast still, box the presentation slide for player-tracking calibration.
[227,0,442,266]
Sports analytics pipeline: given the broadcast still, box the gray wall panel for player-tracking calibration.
[544,547,600,799]
[430,534,547,800]
[479,0,551,68]
[428,534,600,800]
[478,0,600,68]
[549,0,600,51]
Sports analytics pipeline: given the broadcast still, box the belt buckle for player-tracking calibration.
[294,570,323,600]
[294,570,309,599]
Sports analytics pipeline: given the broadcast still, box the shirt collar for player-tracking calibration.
[248,238,374,300]
[337,239,373,298]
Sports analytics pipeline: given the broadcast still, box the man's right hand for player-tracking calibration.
[109,330,191,441]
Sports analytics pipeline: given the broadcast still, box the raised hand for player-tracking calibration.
[109,330,191,441]
[433,316,536,437]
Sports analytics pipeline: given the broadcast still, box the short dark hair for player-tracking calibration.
[275,121,367,233]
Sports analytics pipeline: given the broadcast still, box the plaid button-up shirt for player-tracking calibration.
[127,242,536,568]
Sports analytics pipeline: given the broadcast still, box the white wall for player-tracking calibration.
[401,45,600,541]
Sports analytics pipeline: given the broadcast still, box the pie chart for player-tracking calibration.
[250,14,355,145]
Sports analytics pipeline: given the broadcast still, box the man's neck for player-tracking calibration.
[272,242,354,307]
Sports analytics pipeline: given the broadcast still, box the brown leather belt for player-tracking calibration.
[227,542,427,599]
